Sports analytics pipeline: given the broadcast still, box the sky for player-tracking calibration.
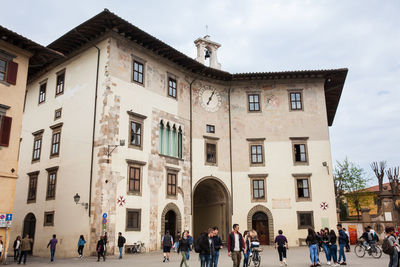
[1,0,399,185]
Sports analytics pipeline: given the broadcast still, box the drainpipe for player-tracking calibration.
[189,77,197,217]
[228,83,233,215]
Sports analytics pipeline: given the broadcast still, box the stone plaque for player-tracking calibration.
[272,198,291,209]
[385,212,393,221]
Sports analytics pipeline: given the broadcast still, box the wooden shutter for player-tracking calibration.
[7,61,18,85]
[0,116,12,146]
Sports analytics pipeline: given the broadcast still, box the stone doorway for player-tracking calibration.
[252,212,269,245]
[247,205,274,245]
[164,210,177,241]
[161,203,182,244]
[193,177,230,241]
[23,213,36,254]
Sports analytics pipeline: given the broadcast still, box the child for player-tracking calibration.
[274,230,288,266]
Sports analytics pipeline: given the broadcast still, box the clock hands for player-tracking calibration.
[207,90,215,105]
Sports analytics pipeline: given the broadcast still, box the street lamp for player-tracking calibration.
[106,139,125,159]
[73,193,89,210]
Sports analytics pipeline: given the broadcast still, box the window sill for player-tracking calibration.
[250,163,265,167]
[128,144,143,150]
[27,199,36,204]
[46,197,55,201]
[125,228,141,232]
[251,198,266,203]
[0,80,11,87]
[159,154,183,161]
[205,161,217,166]
[50,154,59,159]
[127,191,142,196]
[31,159,40,164]
[295,197,312,202]
[166,194,178,200]
[293,162,309,166]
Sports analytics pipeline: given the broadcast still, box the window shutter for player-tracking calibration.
[7,61,18,85]
[0,116,12,146]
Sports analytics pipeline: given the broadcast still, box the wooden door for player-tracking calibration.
[252,212,269,245]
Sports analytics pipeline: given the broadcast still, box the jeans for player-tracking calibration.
[243,250,250,267]
[200,254,212,267]
[330,244,338,263]
[338,243,346,262]
[309,244,318,264]
[322,243,331,261]
[278,246,287,262]
[212,250,220,267]
[78,245,84,256]
[389,248,399,267]
[119,247,123,258]
[180,251,188,267]
[18,251,28,264]
[186,249,190,260]
[50,249,55,262]
[14,249,20,261]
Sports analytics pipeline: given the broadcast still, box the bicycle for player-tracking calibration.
[354,240,382,258]
[248,247,262,267]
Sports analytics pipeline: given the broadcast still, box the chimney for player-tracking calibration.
[194,35,222,70]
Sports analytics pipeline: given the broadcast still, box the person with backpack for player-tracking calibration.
[212,226,223,267]
[343,228,350,252]
[13,236,21,262]
[178,231,190,267]
[47,234,58,263]
[383,226,398,267]
[18,234,33,265]
[96,235,106,262]
[329,229,339,266]
[366,226,379,255]
[306,228,319,267]
[227,224,245,267]
[77,235,86,259]
[337,224,347,265]
[117,232,126,259]
[162,230,173,262]
[274,230,288,266]
[321,228,331,265]
[197,228,215,267]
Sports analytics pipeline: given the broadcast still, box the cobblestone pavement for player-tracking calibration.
[2,247,387,267]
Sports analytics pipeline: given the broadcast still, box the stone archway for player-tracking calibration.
[23,213,36,254]
[161,203,182,240]
[247,205,274,245]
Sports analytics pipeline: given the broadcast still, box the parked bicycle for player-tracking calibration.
[354,239,382,258]
[126,241,145,254]
[248,247,262,267]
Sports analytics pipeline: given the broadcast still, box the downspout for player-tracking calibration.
[189,77,197,216]
[228,82,233,215]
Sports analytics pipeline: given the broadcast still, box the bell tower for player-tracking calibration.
[194,35,222,70]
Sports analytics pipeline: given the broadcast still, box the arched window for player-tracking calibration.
[166,123,171,156]
[159,121,164,154]
[172,125,177,157]
[178,127,183,158]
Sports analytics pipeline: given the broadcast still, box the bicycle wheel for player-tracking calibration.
[255,254,261,267]
[371,246,382,259]
[354,244,366,258]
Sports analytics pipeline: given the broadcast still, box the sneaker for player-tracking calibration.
[167,258,170,262]
[249,253,253,257]
[327,262,331,265]
[163,257,166,262]
[279,263,283,267]
[340,263,347,265]
[316,264,321,266]
[283,258,288,266]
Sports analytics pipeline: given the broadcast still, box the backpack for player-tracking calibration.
[194,236,202,253]
[382,237,394,255]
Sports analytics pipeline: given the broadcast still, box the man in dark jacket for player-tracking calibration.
[228,224,245,267]
[97,236,106,262]
[162,230,173,262]
[117,232,126,259]
[337,224,347,265]
[212,226,223,267]
[199,228,215,267]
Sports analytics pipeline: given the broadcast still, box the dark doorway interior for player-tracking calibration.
[164,210,177,242]
[252,212,269,245]
[23,213,36,254]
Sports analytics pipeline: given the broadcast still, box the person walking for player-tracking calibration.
[385,226,399,267]
[174,231,181,252]
[178,231,190,267]
[117,232,126,259]
[162,230,173,262]
[0,238,3,262]
[274,230,289,266]
[47,234,58,262]
[212,226,223,267]
[227,224,245,267]
[198,228,215,267]
[103,232,108,259]
[306,228,319,267]
[18,234,33,265]
[243,231,250,267]
[186,230,194,261]
[13,236,21,262]
[321,228,331,265]
[77,235,86,259]
[96,236,106,262]
[343,228,350,252]
[337,224,347,265]
[329,230,339,266]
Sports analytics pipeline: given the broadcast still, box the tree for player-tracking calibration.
[387,167,400,196]
[370,161,386,212]
[334,158,370,220]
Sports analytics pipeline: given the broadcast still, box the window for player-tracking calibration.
[248,94,260,112]
[178,127,182,158]
[297,211,314,229]
[0,109,12,147]
[130,121,142,147]
[297,179,310,198]
[251,145,263,164]
[159,120,183,159]
[168,77,177,98]
[289,91,303,110]
[44,211,55,226]
[128,166,141,193]
[133,61,144,84]
[32,134,42,162]
[51,132,60,156]
[0,53,18,85]
[0,58,6,81]
[39,83,46,104]
[46,167,58,200]
[206,143,217,164]
[252,179,265,200]
[54,108,62,120]
[206,124,215,133]
[290,137,309,165]
[56,71,65,96]
[247,138,265,166]
[167,173,177,196]
[126,209,141,231]
[27,171,39,202]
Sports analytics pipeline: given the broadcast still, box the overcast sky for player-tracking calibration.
[2,0,399,185]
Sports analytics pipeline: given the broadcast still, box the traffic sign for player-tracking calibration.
[102,218,107,224]
[0,214,6,227]
[103,224,106,229]
[102,213,107,219]
[6,214,12,221]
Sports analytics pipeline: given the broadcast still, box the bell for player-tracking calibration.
[205,49,211,59]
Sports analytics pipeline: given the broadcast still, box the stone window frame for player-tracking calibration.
[126,208,141,231]
[206,124,215,134]
[54,108,62,121]
[131,55,146,86]
[247,91,262,113]
[248,173,268,202]
[204,136,219,166]
[292,173,312,202]
[127,111,147,150]
[290,137,309,166]
[288,89,304,111]
[166,167,180,199]
[38,79,47,104]
[44,211,55,227]
[167,73,178,100]
[49,123,63,158]
[0,50,16,86]
[27,171,39,203]
[45,166,59,200]
[126,159,146,196]
[31,129,44,163]
[0,57,8,82]
[297,210,314,229]
[55,69,65,97]
[247,138,266,167]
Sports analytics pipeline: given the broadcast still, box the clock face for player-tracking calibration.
[198,86,222,112]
